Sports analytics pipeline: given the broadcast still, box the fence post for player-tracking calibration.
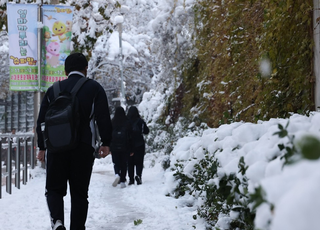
[6,139,12,194]
[15,138,20,189]
[0,134,35,198]
[23,138,28,185]
[31,136,35,169]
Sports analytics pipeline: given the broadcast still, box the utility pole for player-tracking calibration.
[34,2,42,140]
[118,21,126,109]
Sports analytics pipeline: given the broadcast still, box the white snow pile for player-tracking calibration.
[162,112,320,230]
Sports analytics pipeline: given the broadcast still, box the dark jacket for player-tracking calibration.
[130,118,149,147]
[36,74,113,150]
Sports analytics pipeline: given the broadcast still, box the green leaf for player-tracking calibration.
[134,219,143,226]
[296,135,320,160]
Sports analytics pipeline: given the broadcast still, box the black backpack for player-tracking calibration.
[43,77,88,153]
[111,125,128,151]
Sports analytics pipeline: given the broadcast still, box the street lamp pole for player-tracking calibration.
[118,21,125,108]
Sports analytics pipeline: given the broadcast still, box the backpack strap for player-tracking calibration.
[52,81,60,99]
[71,77,89,96]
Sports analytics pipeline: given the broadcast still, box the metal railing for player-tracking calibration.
[0,134,35,199]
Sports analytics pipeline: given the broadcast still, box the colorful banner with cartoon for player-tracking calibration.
[41,5,73,91]
[7,3,38,91]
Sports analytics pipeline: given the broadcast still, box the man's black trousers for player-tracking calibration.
[45,143,94,230]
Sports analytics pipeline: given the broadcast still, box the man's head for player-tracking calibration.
[64,52,88,75]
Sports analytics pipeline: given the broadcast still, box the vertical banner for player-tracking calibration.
[41,5,74,91]
[7,4,38,91]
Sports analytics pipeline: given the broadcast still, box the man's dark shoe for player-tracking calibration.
[56,226,66,230]
[135,175,142,185]
[128,180,134,185]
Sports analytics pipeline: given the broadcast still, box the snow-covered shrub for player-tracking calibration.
[162,113,320,229]
[172,149,255,229]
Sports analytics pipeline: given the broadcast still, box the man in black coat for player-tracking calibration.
[36,53,112,230]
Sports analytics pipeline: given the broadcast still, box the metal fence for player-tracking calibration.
[0,133,35,199]
[0,91,35,134]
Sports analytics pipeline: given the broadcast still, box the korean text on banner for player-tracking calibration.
[7,4,38,91]
[41,5,74,91]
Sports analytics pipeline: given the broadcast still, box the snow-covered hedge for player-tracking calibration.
[162,112,320,229]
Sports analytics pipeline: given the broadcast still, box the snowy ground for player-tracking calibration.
[2,112,320,230]
[0,154,200,230]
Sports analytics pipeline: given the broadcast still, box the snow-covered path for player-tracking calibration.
[86,170,145,230]
[0,155,200,230]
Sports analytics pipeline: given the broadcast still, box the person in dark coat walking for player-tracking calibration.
[36,53,112,230]
[110,106,133,188]
[127,106,149,185]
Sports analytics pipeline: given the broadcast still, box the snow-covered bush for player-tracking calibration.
[161,113,320,229]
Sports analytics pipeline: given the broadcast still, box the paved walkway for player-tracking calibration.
[2,162,145,229]
[85,170,145,230]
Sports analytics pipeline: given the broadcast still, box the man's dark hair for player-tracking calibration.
[64,52,88,73]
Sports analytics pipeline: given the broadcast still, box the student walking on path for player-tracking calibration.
[110,106,134,188]
[127,106,149,185]
[36,53,113,230]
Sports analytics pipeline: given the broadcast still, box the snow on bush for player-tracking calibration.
[157,112,320,229]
